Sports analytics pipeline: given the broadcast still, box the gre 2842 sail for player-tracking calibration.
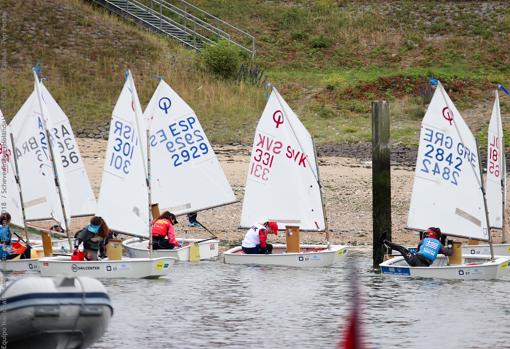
[381,82,510,280]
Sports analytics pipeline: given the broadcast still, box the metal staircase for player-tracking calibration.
[89,0,255,58]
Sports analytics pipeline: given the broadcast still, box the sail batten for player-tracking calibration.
[240,88,325,231]
[407,82,489,241]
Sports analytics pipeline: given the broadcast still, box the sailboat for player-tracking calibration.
[1,70,85,272]
[223,87,348,267]
[123,78,236,261]
[0,108,40,272]
[463,89,510,256]
[380,82,510,279]
[9,72,99,257]
[40,70,175,278]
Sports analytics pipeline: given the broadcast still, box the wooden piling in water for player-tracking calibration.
[372,101,391,268]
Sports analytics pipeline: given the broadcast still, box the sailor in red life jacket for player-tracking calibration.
[241,221,278,254]
[152,211,180,250]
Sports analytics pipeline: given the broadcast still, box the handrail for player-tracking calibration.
[90,0,255,57]
[163,0,255,56]
[103,0,213,50]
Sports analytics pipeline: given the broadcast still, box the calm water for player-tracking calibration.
[8,251,510,349]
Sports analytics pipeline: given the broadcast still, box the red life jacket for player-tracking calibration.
[152,219,179,245]
[152,219,172,237]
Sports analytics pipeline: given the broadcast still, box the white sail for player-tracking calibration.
[486,90,505,229]
[240,88,325,231]
[407,82,489,240]
[145,79,235,215]
[96,71,149,237]
[0,109,23,227]
[39,83,96,217]
[9,87,67,229]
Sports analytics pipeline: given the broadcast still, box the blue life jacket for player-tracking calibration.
[417,237,442,262]
[0,225,11,258]
[0,225,11,245]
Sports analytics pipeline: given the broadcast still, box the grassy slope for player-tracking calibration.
[1,0,510,147]
[192,0,510,146]
[0,0,264,143]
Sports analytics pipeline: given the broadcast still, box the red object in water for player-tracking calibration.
[338,264,366,349]
[71,248,85,261]
[340,307,365,349]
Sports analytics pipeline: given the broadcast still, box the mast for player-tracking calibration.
[312,139,330,248]
[9,133,29,242]
[502,152,507,242]
[498,91,508,242]
[126,70,152,254]
[33,69,72,249]
[477,140,495,260]
[147,129,153,257]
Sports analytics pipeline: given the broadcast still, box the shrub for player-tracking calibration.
[201,39,242,79]
[310,34,331,49]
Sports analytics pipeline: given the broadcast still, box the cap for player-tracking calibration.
[169,213,178,224]
[426,227,441,239]
[87,224,101,234]
[267,221,278,235]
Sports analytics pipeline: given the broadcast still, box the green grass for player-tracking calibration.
[1,0,510,148]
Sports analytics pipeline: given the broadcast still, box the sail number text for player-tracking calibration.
[488,135,501,177]
[419,128,478,186]
[109,119,138,175]
[149,115,209,168]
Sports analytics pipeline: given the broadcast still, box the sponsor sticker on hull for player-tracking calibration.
[381,266,411,275]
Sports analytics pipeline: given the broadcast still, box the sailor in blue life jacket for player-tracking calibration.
[383,227,452,267]
[0,212,12,260]
[0,212,30,260]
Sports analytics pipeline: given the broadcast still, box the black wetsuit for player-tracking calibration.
[384,240,452,267]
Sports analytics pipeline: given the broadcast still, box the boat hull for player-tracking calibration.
[223,244,348,267]
[2,276,113,349]
[0,258,40,272]
[462,243,510,256]
[39,256,175,278]
[380,255,510,280]
[123,237,220,261]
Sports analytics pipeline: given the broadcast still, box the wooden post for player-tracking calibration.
[285,225,300,253]
[372,101,391,268]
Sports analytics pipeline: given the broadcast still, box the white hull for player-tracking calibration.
[2,276,112,349]
[223,244,348,267]
[462,243,510,256]
[0,258,40,272]
[123,237,220,261]
[380,255,510,280]
[39,256,175,278]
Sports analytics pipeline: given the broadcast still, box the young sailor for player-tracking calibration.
[241,221,278,254]
[383,227,452,267]
[0,212,29,260]
[152,211,180,250]
[75,216,108,261]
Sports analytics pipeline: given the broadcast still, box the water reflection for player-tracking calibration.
[5,251,510,348]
